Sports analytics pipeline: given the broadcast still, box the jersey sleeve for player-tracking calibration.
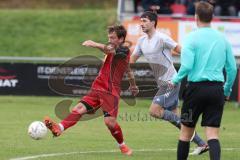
[163,34,178,50]
[172,35,195,84]
[224,40,237,96]
[132,38,143,56]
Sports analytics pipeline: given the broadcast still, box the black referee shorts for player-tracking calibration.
[181,81,225,128]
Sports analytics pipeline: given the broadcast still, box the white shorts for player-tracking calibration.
[153,84,180,111]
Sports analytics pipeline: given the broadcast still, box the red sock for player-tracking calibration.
[60,110,82,130]
[108,123,124,144]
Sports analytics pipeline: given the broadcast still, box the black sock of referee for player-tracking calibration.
[177,140,190,160]
[208,139,221,160]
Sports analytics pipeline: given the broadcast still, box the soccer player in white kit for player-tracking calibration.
[130,11,209,155]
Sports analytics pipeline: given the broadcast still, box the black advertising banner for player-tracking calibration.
[0,56,238,101]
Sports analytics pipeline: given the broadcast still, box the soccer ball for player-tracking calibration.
[28,121,48,140]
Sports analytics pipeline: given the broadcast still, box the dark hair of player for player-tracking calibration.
[107,25,127,42]
[140,11,158,28]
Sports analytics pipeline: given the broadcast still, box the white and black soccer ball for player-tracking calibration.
[28,121,48,140]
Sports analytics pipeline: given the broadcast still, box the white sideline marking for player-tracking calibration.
[9,148,240,160]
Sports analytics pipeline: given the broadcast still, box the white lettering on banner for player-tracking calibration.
[37,66,98,76]
[37,66,57,74]
[0,79,18,87]
[72,89,89,95]
[121,90,132,96]
[134,70,153,77]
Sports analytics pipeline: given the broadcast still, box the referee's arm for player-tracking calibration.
[224,41,237,97]
[172,39,195,84]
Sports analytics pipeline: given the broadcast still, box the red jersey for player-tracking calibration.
[91,52,129,96]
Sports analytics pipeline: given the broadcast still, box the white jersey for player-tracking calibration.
[133,31,177,85]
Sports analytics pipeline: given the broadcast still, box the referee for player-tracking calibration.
[172,1,237,160]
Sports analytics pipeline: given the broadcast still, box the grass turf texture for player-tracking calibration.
[0,9,116,58]
[0,96,239,160]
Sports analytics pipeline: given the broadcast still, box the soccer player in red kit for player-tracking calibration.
[44,25,138,156]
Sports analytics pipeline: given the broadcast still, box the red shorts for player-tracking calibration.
[80,89,119,118]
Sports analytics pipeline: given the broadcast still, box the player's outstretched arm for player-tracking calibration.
[126,65,139,96]
[130,54,140,64]
[82,40,116,55]
[82,40,105,52]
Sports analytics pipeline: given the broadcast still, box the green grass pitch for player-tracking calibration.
[0,96,239,160]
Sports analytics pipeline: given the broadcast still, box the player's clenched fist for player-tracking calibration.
[82,40,98,48]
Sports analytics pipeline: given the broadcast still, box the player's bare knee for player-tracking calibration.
[149,110,159,118]
[149,106,164,118]
[72,103,87,114]
[159,108,165,117]
[179,135,192,141]
[205,127,219,140]
[104,117,116,129]
[179,125,195,141]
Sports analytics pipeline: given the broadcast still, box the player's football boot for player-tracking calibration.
[119,144,133,156]
[44,116,61,137]
[189,144,209,155]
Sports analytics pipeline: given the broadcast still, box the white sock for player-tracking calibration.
[58,123,64,132]
[119,142,125,147]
